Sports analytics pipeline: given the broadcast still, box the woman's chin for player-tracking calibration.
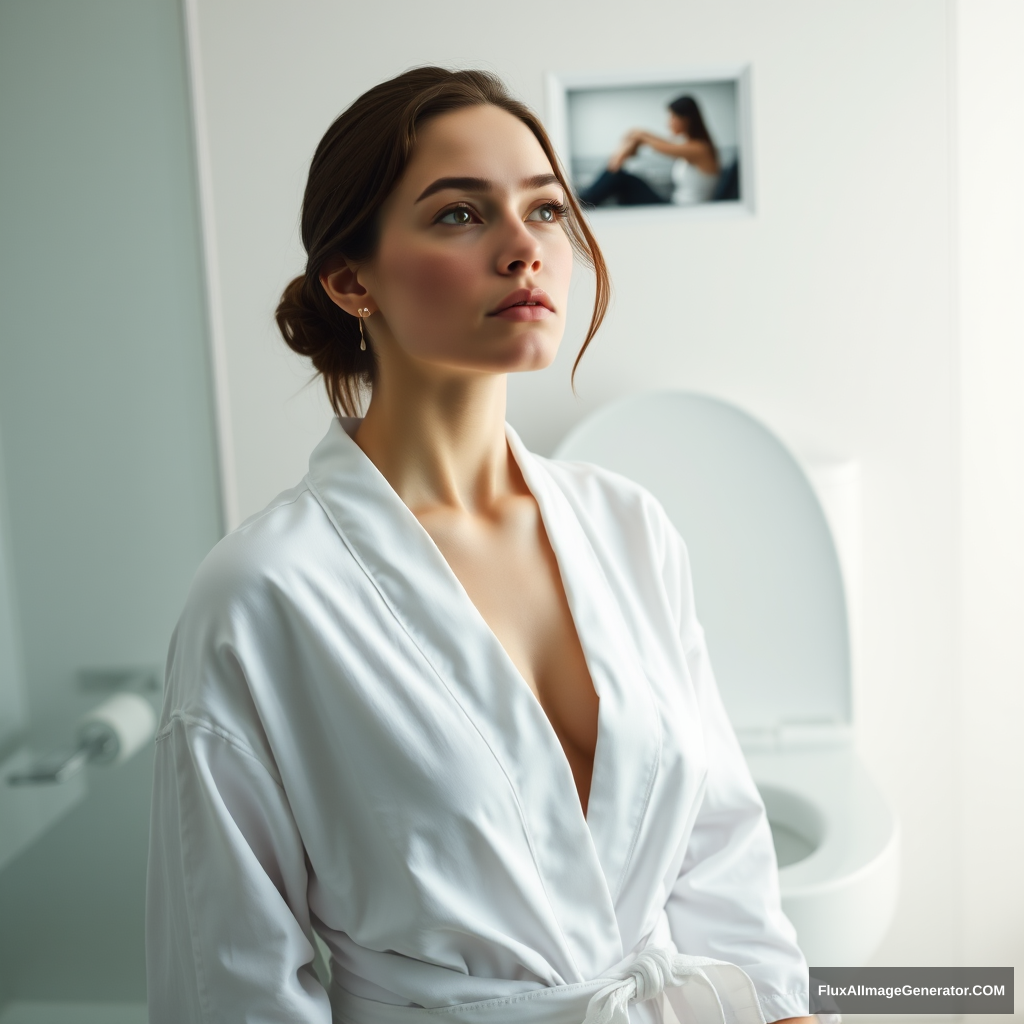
[416,330,561,376]
[487,332,560,374]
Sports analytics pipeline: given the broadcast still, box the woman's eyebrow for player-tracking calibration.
[415,173,562,203]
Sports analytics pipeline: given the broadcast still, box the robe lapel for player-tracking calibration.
[506,428,664,927]
[305,419,624,979]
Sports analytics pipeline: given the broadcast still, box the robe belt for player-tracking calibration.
[330,944,767,1024]
[581,946,765,1024]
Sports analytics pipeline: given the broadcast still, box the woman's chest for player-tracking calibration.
[415,495,600,806]
[241,529,707,964]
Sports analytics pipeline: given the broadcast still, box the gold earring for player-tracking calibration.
[357,308,371,351]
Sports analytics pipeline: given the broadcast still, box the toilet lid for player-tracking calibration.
[553,391,850,735]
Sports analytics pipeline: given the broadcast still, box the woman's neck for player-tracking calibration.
[354,367,516,516]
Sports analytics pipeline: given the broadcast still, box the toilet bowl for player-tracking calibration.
[747,746,899,968]
[554,391,899,967]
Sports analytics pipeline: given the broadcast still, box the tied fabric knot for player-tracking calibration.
[581,946,728,1024]
[632,946,674,1002]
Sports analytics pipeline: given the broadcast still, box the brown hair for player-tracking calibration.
[275,67,610,418]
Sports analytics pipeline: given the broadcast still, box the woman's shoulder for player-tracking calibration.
[540,449,651,498]
[161,479,347,730]
[186,480,335,616]
[534,452,677,556]
[534,452,702,646]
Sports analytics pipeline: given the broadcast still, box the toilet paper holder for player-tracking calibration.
[6,692,157,785]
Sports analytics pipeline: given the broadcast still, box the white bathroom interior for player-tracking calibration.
[0,1,1021,1021]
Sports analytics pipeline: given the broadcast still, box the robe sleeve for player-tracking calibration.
[147,711,331,1023]
[658,518,810,1023]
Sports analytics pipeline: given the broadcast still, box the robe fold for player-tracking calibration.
[146,418,809,1024]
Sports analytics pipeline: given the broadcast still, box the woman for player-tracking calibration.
[579,95,721,207]
[146,68,811,1024]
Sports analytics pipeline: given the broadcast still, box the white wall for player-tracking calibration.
[187,0,1017,984]
[956,1,1024,1013]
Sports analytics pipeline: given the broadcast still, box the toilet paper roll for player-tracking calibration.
[76,692,157,766]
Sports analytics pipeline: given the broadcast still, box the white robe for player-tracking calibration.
[146,418,809,1024]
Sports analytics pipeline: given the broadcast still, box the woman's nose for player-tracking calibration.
[498,219,542,275]
[504,254,541,274]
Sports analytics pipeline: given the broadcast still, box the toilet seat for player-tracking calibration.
[746,745,900,968]
[554,390,899,966]
[747,746,896,895]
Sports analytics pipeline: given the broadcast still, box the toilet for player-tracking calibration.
[554,391,899,967]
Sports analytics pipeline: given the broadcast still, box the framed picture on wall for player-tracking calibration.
[545,66,754,219]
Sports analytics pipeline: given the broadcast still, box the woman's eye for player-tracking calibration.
[528,202,565,223]
[438,207,476,225]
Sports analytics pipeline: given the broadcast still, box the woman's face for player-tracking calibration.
[669,112,688,136]
[352,104,574,377]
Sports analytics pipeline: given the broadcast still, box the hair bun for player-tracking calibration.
[275,274,373,416]
[276,274,328,359]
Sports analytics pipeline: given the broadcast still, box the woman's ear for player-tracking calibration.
[319,256,374,317]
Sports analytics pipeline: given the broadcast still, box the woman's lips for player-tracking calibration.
[488,287,555,321]
[491,303,554,321]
